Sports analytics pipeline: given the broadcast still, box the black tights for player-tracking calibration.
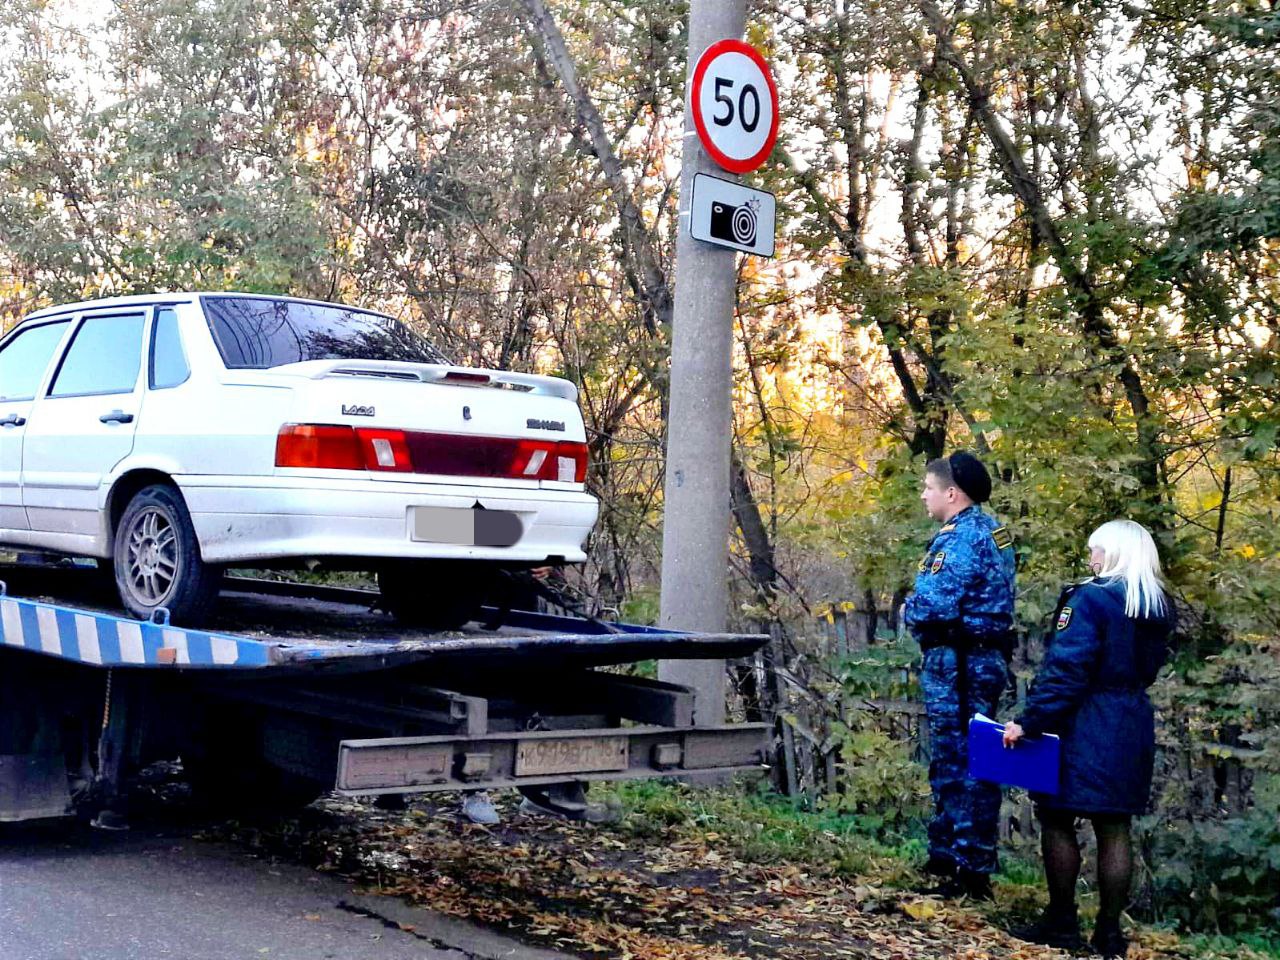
[1039,810,1132,927]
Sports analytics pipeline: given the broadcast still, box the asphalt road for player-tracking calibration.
[0,820,567,960]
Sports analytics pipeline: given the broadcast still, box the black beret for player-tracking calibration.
[948,451,992,503]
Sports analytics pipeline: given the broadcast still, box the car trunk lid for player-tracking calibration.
[268,361,588,488]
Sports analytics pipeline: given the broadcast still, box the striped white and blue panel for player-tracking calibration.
[0,595,274,668]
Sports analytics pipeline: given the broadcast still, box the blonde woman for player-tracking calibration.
[1003,520,1174,958]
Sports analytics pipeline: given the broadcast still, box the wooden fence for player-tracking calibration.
[740,605,1260,843]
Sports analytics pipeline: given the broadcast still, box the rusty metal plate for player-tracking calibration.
[338,745,452,791]
[515,736,628,777]
[681,725,769,770]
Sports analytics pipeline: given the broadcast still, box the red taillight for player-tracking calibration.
[275,424,363,469]
[510,439,555,480]
[355,428,413,472]
[276,424,589,484]
[508,439,589,483]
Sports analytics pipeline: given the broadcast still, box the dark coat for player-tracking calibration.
[1017,577,1173,816]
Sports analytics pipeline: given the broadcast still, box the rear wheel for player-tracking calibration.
[378,560,498,630]
[181,708,327,817]
[113,484,222,624]
[182,750,326,816]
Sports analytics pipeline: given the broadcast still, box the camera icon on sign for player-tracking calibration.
[709,197,759,247]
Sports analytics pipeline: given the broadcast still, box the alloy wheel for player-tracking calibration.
[124,506,178,605]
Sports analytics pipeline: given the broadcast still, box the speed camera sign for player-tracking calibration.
[690,39,779,174]
[690,174,775,257]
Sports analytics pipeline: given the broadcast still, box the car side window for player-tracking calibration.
[150,307,190,389]
[0,320,71,402]
[48,313,146,398]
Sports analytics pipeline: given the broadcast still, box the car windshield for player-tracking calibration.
[202,296,449,369]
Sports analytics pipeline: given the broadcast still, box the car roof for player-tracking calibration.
[20,292,392,325]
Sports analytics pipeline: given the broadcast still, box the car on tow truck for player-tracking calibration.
[0,293,598,625]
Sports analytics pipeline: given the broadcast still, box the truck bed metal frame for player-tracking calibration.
[0,572,769,822]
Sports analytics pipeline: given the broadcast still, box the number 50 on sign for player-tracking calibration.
[690,39,780,174]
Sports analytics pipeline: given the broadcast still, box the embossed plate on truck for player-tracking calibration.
[514,736,628,777]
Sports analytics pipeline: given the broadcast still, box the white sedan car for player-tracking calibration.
[0,293,598,625]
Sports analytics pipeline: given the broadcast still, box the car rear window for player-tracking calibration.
[202,296,448,369]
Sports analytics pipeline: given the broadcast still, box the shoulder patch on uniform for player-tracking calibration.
[991,526,1013,549]
[930,551,946,574]
[939,523,956,533]
[918,556,928,573]
[1056,606,1073,631]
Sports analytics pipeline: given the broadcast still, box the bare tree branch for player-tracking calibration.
[918,0,1163,494]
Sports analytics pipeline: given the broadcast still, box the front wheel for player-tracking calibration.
[113,484,222,624]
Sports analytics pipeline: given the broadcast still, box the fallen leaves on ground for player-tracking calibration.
[211,795,1214,960]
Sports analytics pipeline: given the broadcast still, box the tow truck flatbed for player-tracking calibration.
[0,563,770,822]
[0,570,764,673]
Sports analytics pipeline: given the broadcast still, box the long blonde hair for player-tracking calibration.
[1087,519,1167,618]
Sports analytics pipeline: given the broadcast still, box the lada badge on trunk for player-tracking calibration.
[527,418,565,432]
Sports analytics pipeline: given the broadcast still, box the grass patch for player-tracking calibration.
[598,778,1279,959]
[993,855,1044,888]
[1178,931,1280,959]
[600,777,923,882]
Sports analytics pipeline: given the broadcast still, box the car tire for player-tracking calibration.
[113,484,222,625]
[378,560,496,631]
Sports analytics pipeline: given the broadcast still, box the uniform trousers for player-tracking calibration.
[921,645,1007,875]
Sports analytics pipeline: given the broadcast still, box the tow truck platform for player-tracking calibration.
[0,563,769,822]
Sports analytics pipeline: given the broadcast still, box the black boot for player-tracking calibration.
[928,868,993,901]
[1091,919,1128,958]
[912,854,956,891]
[1011,904,1085,950]
[922,854,956,878]
[957,868,993,901]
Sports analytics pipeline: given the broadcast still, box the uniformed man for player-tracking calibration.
[904,452,1016,900]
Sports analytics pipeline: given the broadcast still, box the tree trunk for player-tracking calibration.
[521,0,785,615]
[918,0,1164,498]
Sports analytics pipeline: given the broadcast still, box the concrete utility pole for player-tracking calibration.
[658,0,747,726]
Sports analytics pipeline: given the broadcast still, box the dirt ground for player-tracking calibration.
[207,794,1207,960]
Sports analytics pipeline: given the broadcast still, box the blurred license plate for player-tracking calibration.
[412,507,521,547]
[515,736,629,777]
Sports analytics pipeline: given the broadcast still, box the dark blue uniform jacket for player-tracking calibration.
[1018,577,1174,815]
[904,504,1016,644]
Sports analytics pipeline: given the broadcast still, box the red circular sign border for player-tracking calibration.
[690,38,780,175]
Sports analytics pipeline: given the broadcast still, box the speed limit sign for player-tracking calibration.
[690,39,779,174]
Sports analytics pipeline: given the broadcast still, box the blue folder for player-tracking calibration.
[968,714,1060,794]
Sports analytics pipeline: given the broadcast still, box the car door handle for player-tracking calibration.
[0,413,25,427]
[99,409,134,424]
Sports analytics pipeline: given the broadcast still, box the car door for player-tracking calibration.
[22,310,147,540]
[0,318,73,535]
